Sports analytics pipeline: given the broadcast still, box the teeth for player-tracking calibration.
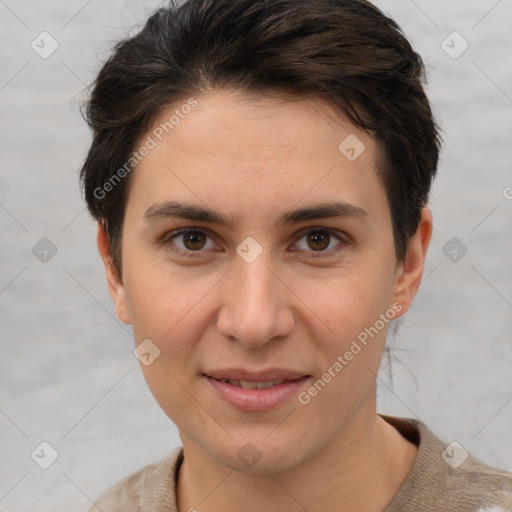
[220,379,286,389]
[256,380,285,389]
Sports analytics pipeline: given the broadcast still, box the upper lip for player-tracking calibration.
[204,368,310,382]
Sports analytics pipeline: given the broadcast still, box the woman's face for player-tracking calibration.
[100,90,429,473]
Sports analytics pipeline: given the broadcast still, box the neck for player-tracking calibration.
[176,409,417,512]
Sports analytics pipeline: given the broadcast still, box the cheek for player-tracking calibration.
[299,281,392,420]
[124,260,218,378]
[305,267,397,401]
[127,276,208,423]
[312,266,396,342]
[138,360,203,436]
[123,255,206,336]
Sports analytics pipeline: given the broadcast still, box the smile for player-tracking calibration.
[213,378,286,389]
[204,374,310,411]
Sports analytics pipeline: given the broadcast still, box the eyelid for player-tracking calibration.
[161,227,214,244]
[293,226,347,242]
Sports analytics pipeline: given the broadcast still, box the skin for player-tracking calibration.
[98,89,433,511]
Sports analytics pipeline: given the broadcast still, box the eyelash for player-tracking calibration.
[161,227,347,259]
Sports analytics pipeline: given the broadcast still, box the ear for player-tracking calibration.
[96,222,132,325]
[392,207,433,318]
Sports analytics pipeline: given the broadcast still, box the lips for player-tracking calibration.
[203,368,311,411]
[213,378,286,389]
[204,368,309,382]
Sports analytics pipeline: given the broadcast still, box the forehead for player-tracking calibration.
[154,90,373,162]
[126,89,386,224]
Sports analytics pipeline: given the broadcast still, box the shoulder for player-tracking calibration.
[381,415,512,512]
[442,450,512,511]
[88,447,184,512]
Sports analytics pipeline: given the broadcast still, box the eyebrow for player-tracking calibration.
[143,200,368,228]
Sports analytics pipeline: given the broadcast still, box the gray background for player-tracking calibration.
[1,1,511,511]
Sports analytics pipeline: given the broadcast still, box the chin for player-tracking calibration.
[205,434,311,475]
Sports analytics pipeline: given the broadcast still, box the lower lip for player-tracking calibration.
[204,375,310,412]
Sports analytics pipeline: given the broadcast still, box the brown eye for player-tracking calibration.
[306,230,331,251]
[165,229,216,253]
[293,228,344,256]
[182,231,207,250]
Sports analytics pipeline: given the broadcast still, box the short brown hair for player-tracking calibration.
[80,0,441,273]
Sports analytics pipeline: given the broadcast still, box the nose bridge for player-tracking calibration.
[217,246,294,347]
[236,251,276,309]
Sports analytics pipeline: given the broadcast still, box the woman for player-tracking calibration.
[80,0,512,510]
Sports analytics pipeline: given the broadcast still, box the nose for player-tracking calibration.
[216,248,295,348]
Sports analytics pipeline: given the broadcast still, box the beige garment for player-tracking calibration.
[89,415,512,511]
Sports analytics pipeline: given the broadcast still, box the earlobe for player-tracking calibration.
[96,222,132,325]
[392,208,433,317]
